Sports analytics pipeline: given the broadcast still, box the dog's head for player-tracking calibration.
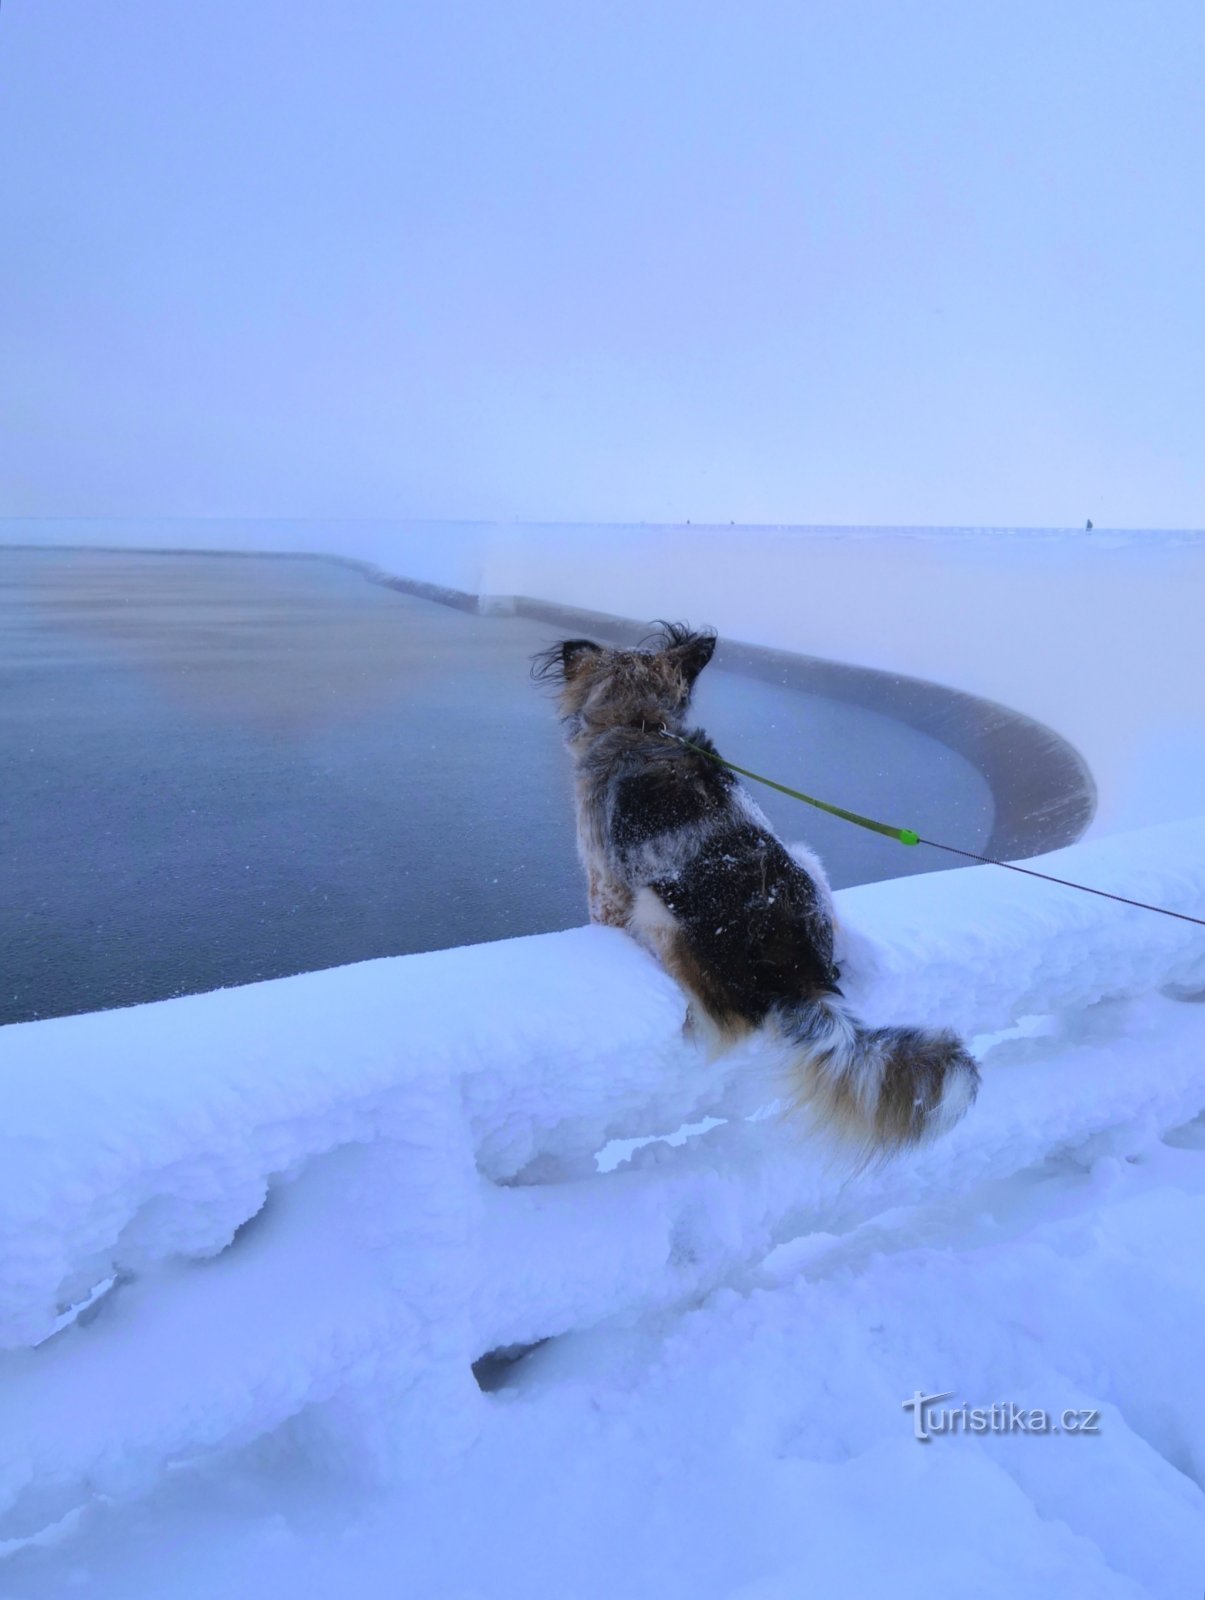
[532,622,717,730]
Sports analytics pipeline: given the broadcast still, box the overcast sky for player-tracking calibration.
[1,1,1202,527]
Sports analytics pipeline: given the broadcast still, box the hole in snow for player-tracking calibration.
[970,1013,1059,1056]
[472,1339,548,1392]
[34,1274,122,1348]
[595,1115,726,1174]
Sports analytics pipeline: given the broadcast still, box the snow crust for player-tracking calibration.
[2,816,1204,1593]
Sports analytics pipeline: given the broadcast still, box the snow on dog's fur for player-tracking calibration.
[533,622,979,1154]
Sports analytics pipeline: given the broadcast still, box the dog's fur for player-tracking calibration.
[533,622,979,1154]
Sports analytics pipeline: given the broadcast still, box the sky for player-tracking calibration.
[1,0,1202,528]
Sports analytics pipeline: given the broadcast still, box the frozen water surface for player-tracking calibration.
[0,546,991,1023]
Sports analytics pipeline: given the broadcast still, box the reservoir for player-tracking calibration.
[0,547,994,1024]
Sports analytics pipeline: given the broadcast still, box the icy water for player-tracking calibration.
[0,548,993,1024]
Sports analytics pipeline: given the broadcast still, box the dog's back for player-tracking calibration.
[535,624,979,1154]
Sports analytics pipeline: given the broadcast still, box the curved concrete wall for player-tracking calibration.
[357,568,1096,864]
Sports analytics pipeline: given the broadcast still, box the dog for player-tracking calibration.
[533,622,979,1154]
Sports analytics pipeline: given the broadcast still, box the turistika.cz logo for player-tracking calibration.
[902,1391,1102,1442]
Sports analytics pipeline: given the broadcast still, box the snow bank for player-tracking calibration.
[1,817,1204,1543]
[2,817,1203,1351]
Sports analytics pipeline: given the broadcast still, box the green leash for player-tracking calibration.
[663,731,920,845]
[661,729,1205,930]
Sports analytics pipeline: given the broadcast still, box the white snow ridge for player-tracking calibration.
[2,817,1205,1598]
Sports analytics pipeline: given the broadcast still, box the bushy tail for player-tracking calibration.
[777,989,979,1153]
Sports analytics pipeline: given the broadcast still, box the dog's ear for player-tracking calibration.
[531,637,603,683]
[561,638,603,680]
[669,627,716,688]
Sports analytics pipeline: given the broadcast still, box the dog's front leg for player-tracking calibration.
[587,865,634,929]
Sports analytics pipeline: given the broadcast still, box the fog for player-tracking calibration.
[2,0,1202,527]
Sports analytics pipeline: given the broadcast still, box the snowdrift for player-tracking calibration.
[2,817,1204,1545]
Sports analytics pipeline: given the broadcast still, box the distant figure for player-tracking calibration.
[1086,519,1094,531]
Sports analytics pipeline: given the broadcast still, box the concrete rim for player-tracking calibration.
[354,568,1097,863]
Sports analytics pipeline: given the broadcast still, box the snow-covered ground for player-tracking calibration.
[2,526,1204,1597]
[2,818,1205,1596]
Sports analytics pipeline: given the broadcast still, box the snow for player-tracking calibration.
[2,810,1205,1594]
[2,524,1204,1596]
[3,819,1202,1352]
[4,1002,1205,1596]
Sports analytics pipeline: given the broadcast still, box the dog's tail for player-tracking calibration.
[775,989,979,1154]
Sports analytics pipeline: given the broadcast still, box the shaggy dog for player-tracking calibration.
[534,623,979,1153]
